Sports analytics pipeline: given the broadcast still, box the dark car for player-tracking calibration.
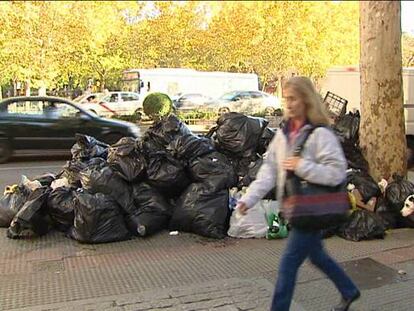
[0,96,141,163]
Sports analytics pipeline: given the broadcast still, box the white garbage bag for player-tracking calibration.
[228,200,279,239]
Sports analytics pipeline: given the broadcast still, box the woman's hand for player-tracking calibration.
[236,201,249,215]
[282,156,302,171]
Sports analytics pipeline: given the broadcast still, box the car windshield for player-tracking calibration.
[74,93,104,103]
[218,91,239,101]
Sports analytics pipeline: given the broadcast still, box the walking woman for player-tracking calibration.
[236,76,360,311]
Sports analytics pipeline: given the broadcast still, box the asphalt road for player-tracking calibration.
[0,159,66,190]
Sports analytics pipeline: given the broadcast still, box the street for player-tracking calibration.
[1,159,414,311]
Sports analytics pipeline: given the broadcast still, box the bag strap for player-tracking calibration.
[292,125,322,156]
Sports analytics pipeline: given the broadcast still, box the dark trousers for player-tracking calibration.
[271,228,358,311]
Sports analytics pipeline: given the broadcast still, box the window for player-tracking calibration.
[4,101,44,116]
[50,102,81,119]
[121,93,139,101]
[108,94,119,102]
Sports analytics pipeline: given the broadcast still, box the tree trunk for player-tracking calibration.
[359,1,406,181]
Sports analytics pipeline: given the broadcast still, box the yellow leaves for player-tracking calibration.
[0,1,368,90]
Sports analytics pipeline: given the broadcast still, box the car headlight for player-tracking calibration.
[129,125,141,138]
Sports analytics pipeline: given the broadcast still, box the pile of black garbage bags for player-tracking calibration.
[0,112,274,243]
[325,111,414,241]
[2,110,414,244]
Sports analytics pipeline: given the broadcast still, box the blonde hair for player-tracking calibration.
[283,76,330,126]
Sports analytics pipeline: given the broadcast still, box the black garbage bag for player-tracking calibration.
[321,226,340,239]
[68,191,130,244]
[238,157,263,188]
[374,197,400,230]
[189,152,237,191]
[62,160,88,187]
[341,140,369,173]
[208,112,268,158]
[7,187,51,239]
[126,183,173,236]
[347,170,381,203]
[337,209,386,242]
[79,159,134,212]
[236,157,276,200]
[169,183,230,239]
[167,134,215,162]
[71,134,108,160]
[33,173,56,187]
[144,114,192,147]
[385,174,414,212]
[47,187,76,232]
[107,137,146,182]
[0,184,31,227]
[257,127,276,155]
[333,111,360,144]
[145,150,190,197]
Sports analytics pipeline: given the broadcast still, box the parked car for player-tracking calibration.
[0,96,141,163]
[79,91,142,118]
[73,93,104,104]
[172,93,213,111]
[207,90,282,115]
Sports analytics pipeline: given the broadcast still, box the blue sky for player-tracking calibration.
[402,1,414,34]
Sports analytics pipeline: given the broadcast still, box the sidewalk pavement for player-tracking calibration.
[1,228,414,311]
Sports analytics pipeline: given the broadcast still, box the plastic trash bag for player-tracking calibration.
[347,170,381,203]
[145,151,190,197]
[333,111,360,144]
[167,134,215,162]
[208,112,268,158]
[71,134,108,160]
[47,187,76,232]
[33,173,56,187]
[0,184,31,227]
[51,177,70,190]
[126,183,173,236]
[189,151,237,191]
[257,127,276,155]
[7,187,51,239]
[337,209,386,242]
[341,140,369,173]
[21,175,42,191]
[228,200,279,239]
[170,183,230,239]
[107,137,146,182]
[374,197,399,230]
[399,194,414,228]
[68,191,130,244]
[236,157,276,200]
[80,158,134,212]
[144,114,192,147]
[385,174,414,212]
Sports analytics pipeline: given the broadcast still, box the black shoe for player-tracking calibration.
[331,290,360,311]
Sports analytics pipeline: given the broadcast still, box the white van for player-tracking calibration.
[121,68,260,101]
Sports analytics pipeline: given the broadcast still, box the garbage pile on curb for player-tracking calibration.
[0,113,274,243]
[1,111,414,244]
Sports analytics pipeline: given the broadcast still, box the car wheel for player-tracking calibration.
[0,141,12,164]
[104,133,124,145]
[219,107,230,114]
[265,107,276,115]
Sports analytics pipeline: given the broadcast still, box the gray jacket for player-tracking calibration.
[239,124,347,209]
